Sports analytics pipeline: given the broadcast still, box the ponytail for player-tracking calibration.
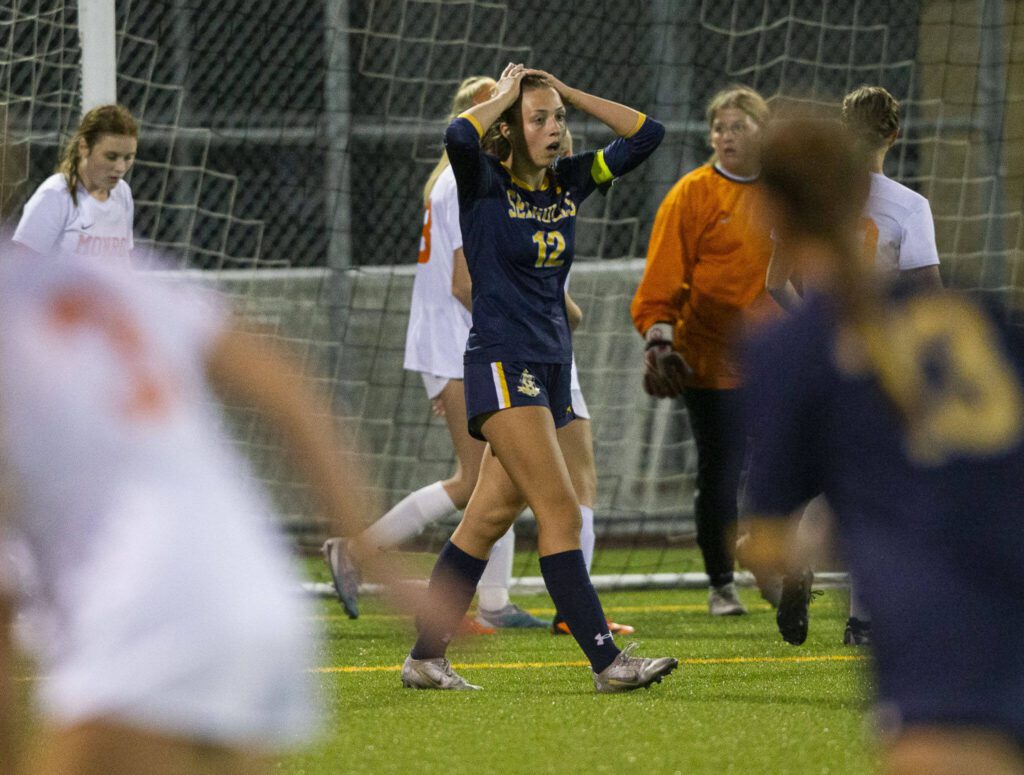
[58,104,138,206]
[423,76,495,206]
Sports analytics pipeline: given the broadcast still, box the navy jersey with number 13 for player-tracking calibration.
[445,114,664,365]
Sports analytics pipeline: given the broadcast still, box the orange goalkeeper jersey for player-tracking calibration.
[631,164,780,389]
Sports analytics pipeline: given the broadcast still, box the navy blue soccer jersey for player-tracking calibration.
[745,288,1024,561]
[743,288,1024,734]
[444,114,664,365]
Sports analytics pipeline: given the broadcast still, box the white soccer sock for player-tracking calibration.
[848,578,871,622]
[476,525,514,611]
[579,505,596,572]
[361,481,457,550]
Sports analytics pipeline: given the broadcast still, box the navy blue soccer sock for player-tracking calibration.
[410,540,487,660]
[539,549,620,673]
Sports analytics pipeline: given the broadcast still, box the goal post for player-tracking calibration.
[77,0,116,110]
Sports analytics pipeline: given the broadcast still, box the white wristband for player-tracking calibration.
[644,322,674,345]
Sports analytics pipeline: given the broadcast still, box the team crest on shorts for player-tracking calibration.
[517,368,541,397]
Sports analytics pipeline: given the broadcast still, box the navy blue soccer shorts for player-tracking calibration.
[463,360,575,441]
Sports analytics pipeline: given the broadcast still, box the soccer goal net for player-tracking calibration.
[2,0,1021,585]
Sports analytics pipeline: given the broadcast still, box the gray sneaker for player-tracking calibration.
[475,603,549,629]
[321,538,360,619]
[593,643,678,693]
[708,582,747,616]
[401,655,481,690]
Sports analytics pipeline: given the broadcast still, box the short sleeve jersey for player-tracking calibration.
[13,173,134,262]
[403,165,473,378]
[743,287,1024,590]
[862,172,940,273]
[445,114,664,364]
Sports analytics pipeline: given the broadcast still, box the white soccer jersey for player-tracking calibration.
[562,273,587,415]
[13,173,134,262]
[0,256,314,745]
[403,165,473,379]
[862,172,940,273]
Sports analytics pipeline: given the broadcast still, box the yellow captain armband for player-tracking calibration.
[625,112,647,138]
[591,150,614,186]
[457,112,485,139]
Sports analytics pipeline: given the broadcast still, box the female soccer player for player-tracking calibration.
[763,86,944,646]
[13,104,138,262]
[326,93,634,637]
[322,75,548,631]
[400,64,673,692]
[0,252,407,774]
[743,116,1024,775]
[766,85,941,310]
[631,85,778,616]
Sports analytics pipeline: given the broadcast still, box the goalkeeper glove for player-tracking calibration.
[643,322,690,398]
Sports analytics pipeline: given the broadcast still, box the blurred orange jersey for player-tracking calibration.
[631,164,780,389]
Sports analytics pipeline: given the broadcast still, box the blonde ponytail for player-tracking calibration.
[422,76,495,206]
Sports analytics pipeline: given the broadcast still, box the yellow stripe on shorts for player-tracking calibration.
[491,362,511,408]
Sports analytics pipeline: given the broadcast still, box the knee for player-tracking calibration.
[536,504,582,545]
[443,464,482,509]
[463,502,519,544]
[442,478,475,510]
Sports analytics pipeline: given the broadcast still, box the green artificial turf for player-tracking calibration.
[283,583,878,774]
[13,550,878,774]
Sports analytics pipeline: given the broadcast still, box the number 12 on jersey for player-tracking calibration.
[533,230,566,268]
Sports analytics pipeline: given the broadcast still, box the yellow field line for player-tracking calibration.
[311,602,776,621]
[15,654,865,683]
[312,654,866,674]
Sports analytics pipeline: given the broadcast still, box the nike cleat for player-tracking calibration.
[457,616,496,636]
[551,614,635,636]
[475,603,549,629]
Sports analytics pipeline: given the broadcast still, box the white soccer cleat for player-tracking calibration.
[401,655,481,691]
[708,582,748,616]
[592,643,678,693]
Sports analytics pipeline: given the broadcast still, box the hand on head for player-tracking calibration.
[494,62,551,102]
[523,68,574,104]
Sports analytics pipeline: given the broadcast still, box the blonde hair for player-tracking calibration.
[422,76,495,206]
[841,86,900,150]
[58,104,138,207]
[705,85,770,163]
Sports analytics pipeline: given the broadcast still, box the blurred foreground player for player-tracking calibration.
[742,118,1024,775]
[0,252,404,774]
[761,85,944,646]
